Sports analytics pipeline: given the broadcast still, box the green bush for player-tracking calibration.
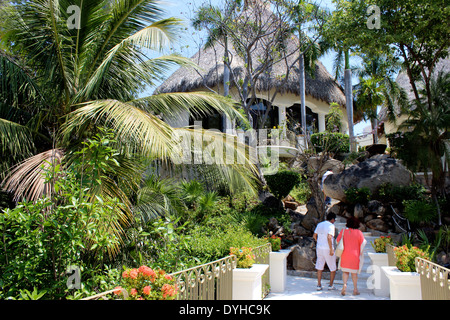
[403,199,437,223]
[344,187,371,205]
[0,168,123,299]
[185,224,266,263]
[264,170,302,200]
[373,183,426,206]
[310,132,350,154]
[290,181,311,205]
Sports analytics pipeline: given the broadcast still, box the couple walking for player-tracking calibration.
[313,212,367,296]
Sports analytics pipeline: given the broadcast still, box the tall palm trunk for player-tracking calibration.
[299,53,307,140]
[344,50,356,152]
[222,39,232,133]
[371,117,378,144]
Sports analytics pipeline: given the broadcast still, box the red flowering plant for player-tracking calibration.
[230,247,255,268]
[394,245,430,272]
[113,265,178,300]
[371,236,394,253]
[264,235,281,252]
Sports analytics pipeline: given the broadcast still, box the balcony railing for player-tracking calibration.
[169,255,237,300]
[415,257,450,300]
[252,243,272,297]
[81,243,272,301]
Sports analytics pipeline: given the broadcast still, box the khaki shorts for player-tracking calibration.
[315,248,337,272]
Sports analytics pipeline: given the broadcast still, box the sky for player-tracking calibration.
[152,0,370,134]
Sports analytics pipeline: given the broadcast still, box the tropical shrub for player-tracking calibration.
[373,183,426,206]
[264,170,302,200]
[114,266,178,300]
[403,199,437,223]
[0,167,123,299]
[230,247,255,268]
[344,187,371,205]
[290,181,311,205]
[371,236,394,253]
[265,235,282,252]
[310,132,350,154]
[394,245,430,272]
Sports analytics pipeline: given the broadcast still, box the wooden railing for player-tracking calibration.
[169,255,237,300]
[415,258,450,300]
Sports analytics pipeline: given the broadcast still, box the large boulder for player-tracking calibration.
[290,238,316,271]
[307,157,345,176]
[323,155,412,202]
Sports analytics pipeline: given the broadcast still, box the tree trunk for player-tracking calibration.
[344,71,355,152]
[371,117,378,144]
[222,39,232,133]
[299,53,307,139]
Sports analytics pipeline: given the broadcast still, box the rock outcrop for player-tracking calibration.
[323,155,412,202]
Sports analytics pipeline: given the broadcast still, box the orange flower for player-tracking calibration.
[113,286,123,295]
[129,269,139,279]
[164,274,173,280]
[143,286,152,295]
[130,288,138,296]
[139,265,156,278]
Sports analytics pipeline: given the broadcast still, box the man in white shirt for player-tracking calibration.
[313,212,337,291]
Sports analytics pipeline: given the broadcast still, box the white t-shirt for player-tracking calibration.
[314,220,335,250]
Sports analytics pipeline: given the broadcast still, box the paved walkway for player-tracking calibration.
[265,216,390,300]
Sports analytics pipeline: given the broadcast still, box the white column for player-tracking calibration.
[318,112,326,133]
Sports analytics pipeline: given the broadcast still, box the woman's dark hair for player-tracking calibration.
[346,217,361,229]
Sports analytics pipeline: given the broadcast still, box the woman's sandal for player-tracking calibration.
[341,284,347,296]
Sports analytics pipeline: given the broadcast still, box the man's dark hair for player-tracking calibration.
[326,212,336,221]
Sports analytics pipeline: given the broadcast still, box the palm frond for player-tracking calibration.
[61,99,175,159]
[2,149,64,202]
[0,117,35,158]
[135,175,185,221]
[170,127,260,195]
[79,17,183,100]
[130,91,247,125]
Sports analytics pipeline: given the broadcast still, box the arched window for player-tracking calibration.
[286,104,318,135]
[248,98,278,129]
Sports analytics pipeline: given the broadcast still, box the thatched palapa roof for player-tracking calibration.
[156,39,346,107]
[155,0,346,108]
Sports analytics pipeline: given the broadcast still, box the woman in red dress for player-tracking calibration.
[336,217,367,296]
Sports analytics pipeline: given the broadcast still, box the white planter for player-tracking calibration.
[232,264,269,300]
[269,249,290,293]
[382,266,422,300]
[368,252,390,297]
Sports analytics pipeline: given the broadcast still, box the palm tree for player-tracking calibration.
[330,46,356,152]
[353,54,409,144]
[286,0,328,144]
[0,1,258,230]
[398,71,450,225]
[192,1,242,133]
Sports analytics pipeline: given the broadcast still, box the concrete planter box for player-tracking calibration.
[368,252,390,297]
[382,266,422,300]
[269,249,290,293]
[232,264,269,300]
